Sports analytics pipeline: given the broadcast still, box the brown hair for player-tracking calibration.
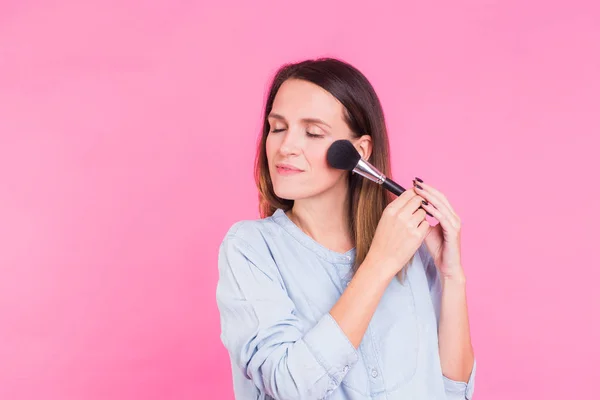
[255,57,405,273]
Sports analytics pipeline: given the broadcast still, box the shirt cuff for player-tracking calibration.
[443,358,476,400]
[302,312,359,385]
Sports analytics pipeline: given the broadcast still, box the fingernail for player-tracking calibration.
[422,200,428,206]
[415,184,423,190]
[415,177,423,183]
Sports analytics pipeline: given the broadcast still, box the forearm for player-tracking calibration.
[330,258,395,348]
[438,273,475,382]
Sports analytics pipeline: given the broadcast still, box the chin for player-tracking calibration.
[272,173,345,201]
[273,187,307,201]
[273,184,319,201]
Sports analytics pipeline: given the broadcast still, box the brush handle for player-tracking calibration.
[381,177,406,196]
[382,177,432,217]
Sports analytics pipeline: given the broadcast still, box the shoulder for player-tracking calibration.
[218,214,284,268]
[218,214,287,287]
[221,214,280,250]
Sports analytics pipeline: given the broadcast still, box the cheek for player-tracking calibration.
[304,145,328,169]
[304,147,343,183]
[265,135,276,160]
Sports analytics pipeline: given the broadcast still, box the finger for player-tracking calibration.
[414,178,457,216]
[413,179,453,213]
[386,188,417,213]
[406,193,434,217]
[421,201,460,230]
[409,208,427,227]
[401,193,428,215]
[414,181,457,222]
[420,200,442,221]
[417,219,430,236]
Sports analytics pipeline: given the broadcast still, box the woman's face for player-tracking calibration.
[266,79,368,201]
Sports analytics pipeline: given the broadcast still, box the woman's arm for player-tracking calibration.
[217,231,396,400]
[217,198,427,399]
[333,187,432,348]
[415,178,476,399]
[422,249,477,400]
[438,273,475,382]
[218,192,428,399]
[329,257,395,348]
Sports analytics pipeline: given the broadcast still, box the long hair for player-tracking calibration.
[255,57,405,273]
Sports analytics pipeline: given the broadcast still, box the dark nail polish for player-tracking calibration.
[415,177,423,183]
[422,200,428,206]
[415,184,423,190]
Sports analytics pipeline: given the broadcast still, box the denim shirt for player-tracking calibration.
[216,209,476,399]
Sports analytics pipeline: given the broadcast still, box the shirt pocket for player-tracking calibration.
[374,276,421,390]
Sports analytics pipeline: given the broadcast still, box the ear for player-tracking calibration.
[356,135,372,161]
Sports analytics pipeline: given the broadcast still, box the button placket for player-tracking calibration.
[335,258,354,292]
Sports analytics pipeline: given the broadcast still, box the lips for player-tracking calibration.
[276,163,303,172]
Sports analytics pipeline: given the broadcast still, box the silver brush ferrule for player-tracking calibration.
[353,159,386,184]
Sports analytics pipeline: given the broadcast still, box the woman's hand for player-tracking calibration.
[413,178,466,282]
[366,188,430,278]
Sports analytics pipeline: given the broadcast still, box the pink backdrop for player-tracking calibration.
[1,1,598,399]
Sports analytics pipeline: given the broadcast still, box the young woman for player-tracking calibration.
[216,58,476,399]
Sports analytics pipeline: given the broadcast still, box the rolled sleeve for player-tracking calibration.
[303,312,359,385]
[443,359,476,400]
[216,232,358,399]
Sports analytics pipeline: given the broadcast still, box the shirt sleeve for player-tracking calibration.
[216,231,359,400]
[442,359,476,400]
[421,245,477,400]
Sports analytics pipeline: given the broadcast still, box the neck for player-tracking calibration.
[286,182,354,254]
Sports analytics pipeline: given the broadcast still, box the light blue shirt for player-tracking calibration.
[216,208,476,399]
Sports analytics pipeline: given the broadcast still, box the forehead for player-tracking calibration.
[271,79,344,123]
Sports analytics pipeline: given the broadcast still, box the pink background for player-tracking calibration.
[1,1,598,399]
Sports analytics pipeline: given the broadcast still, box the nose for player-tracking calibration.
[278,130,302,156]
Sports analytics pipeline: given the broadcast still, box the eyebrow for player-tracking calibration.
[267,113,332,129]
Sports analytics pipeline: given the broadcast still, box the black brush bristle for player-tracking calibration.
[326,140,361,171]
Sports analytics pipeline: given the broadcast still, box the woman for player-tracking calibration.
[216,58,476,399]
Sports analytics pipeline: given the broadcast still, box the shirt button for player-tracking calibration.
[371,368,378,378]
[343,365,349,373]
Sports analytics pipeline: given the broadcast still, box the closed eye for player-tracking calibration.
[269,128,323,138]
